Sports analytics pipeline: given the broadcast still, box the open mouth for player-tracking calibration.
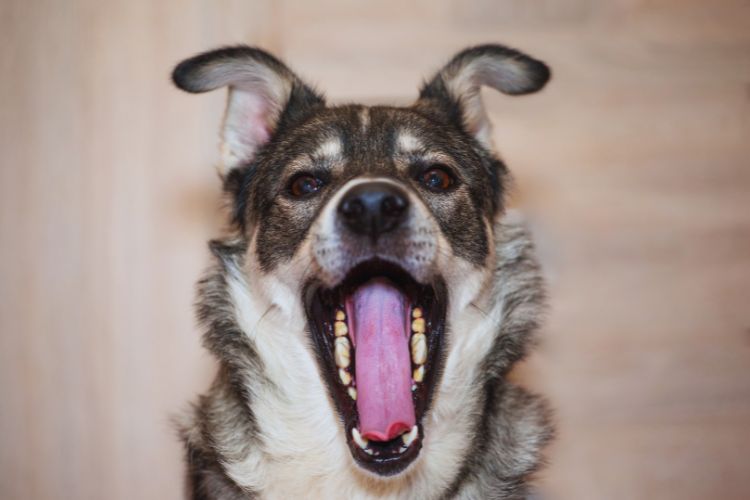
[305,259,447,476]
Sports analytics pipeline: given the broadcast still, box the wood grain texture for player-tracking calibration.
[1,1,748,499]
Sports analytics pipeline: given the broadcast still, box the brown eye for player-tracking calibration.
[289,174,324,198]
[420,167,454,192]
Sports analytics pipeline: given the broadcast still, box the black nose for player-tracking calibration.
[338,181,409,240]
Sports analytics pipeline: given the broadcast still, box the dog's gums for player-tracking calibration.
[305,260,447,475]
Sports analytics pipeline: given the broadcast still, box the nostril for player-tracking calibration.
[381,195,407,217]
[340,199,365,220]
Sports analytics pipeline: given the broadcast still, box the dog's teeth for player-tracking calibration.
[335,309,346,321]
[334,337,351,368]
[348,387,357,400]
[411,317,426,334]
[339,368,352,385]
[401,425,418,446]
[410,333,427,365]
[352,428,369,449]
[412,307,423,319]
[334,320,348,337]
[413,364,425,383]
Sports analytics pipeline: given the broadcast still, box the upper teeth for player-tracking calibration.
[410,307,427,381]
[334,320,348,337]
[413,364,425,382]
[333,310,354,387]
[411,317,425,333]
[338,368,352,385]
[334,336,351,368]
[410,333,427,365]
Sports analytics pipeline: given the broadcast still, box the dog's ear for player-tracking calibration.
[173,46,324,173]
[416,44,550,148]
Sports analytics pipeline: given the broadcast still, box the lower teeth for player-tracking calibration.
[351,425,419,454]
[401,425,419,446]
[352,427,369,449]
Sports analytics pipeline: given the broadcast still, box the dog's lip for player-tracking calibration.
[303,259,448,476]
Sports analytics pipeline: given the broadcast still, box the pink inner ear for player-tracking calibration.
[242,92,272,147]
[223,89,276,165]
[257,126,271,144]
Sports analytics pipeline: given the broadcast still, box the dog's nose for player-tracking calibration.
[338,181,409,239]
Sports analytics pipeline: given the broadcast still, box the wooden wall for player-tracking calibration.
[1,1,749,498]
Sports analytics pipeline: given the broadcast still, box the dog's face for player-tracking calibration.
[174,45,548,477]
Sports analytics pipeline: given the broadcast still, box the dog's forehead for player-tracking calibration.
[279,105,460,173]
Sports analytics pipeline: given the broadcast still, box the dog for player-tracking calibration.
[172,43,553,499]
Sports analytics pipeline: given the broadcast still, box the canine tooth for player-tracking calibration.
[411,317,425,333]
[334,320,348,337]
[335,309,346,321]
[334,337,351,368]
[412,307,423,319]
[352,428,369,449]
[348,387,357,400]
[410,333,427,364]
[402,425,418,446]
[413,364,425,383]
[339,368,352,385]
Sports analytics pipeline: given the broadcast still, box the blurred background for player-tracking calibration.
[1,1,749,498]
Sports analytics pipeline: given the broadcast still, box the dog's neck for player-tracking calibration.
[184,214,550,499]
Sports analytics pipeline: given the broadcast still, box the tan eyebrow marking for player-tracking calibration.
[396,130,423,153]
[313,136,343,160]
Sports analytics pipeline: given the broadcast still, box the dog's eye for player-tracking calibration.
[419,167,454,192]
[289,174,324,198]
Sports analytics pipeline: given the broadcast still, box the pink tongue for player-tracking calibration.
[347,279,415,442]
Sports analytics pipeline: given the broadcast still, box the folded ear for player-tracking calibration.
[417,44,550,148]
[172,46,324,173]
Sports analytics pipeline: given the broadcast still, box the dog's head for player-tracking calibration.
[174,45,549,477]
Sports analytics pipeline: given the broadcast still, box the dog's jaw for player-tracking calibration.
[190,213,550,499]
[304,261,449,476]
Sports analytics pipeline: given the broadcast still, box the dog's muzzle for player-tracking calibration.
[311,178,438,287]
[304,177,447,475]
